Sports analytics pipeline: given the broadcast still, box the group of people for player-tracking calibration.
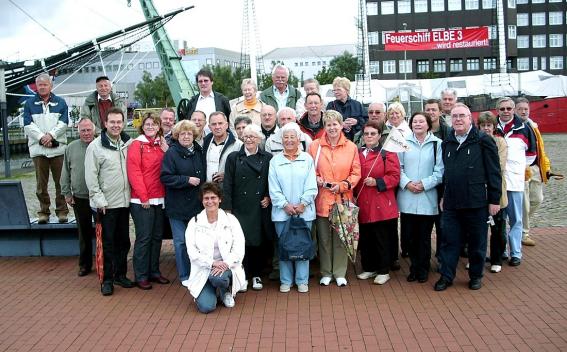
[23,65,554,314]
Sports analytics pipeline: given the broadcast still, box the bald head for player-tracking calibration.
[261,105,277,130]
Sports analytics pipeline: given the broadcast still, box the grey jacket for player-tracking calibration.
[61,139,91,199]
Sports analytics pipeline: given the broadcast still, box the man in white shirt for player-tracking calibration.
[183,69,231,122]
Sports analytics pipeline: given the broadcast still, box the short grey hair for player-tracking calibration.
[303,78,320,90]
[496,96,515,108]
[271,64,289,77]
[36,73,52,84]
[242,124,265,140]
[280,122,301,137]
[441,88,457,98]
[277,107,296,121]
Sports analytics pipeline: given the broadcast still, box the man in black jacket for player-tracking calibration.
[435,103,501,291]
[183,68,231,122]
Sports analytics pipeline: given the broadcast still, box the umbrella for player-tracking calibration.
[329,195,360,263]
[95,211,104,284]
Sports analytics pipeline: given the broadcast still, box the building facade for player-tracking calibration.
[366,0,566,79]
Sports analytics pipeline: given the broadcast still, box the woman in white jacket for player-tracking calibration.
[185,182,246,313]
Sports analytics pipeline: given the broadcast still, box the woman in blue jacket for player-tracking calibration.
[397,112,444,283]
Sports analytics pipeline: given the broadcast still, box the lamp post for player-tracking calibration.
[403,22,407,81]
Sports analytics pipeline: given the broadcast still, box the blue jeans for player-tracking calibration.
[195,270,232,314]
[506,191,524,259]
[169,218,191,281]
[274,220,312,286]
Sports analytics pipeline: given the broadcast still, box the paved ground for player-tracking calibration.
[1,134,566,351]
[0,226,566,351]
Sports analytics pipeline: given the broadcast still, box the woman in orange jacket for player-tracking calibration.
[309,110,361,287]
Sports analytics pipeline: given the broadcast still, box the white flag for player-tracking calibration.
[383,128,410,152]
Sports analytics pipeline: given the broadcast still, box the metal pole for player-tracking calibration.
[403,23,408,81]
[0,68,11,178]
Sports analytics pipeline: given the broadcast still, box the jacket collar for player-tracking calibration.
[101,129,131,150]
[319,131,347,147]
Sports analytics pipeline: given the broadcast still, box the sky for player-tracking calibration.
[0,0,359,63]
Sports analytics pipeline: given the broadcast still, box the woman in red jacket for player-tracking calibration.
[127,113,170,290]
[354,120,400,285]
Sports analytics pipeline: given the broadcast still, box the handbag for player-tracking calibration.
[278,216,315,261]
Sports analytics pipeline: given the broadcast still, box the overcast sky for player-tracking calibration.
[0,0,358,62]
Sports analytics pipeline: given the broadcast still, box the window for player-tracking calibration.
[531,0,544,3]
[450,59,463,72]
[549,0,561,2]
[381,31,395,44]
[541,57,547,70]
[550,56,564,70]
[484,58,496,70]
[532,34,546,48]
[482,0,495,8]
[517,13,529,26]
[508,25,516,39]
[465,0,479,9]
[516,0,527,3]
[369,61,380,74]
[317,61,321,65]
[517,35,529,48]
[138,63,145,70]
[414,0,428,12]
[153,62,159,69]
[294,62,298,67]
[323,61,327,65]
[433,59,446,72]
[369,31,379,45]
[517,58,530,71]
[533,58,538,70]
[508,0,516,8]
[431,0,444,11]
[532,13,546,26]
[398,0,411,13]
[448,0,462,11]
[400,60,412,73]
[549,34,563,47]
[417,60,430,73]
[113,65,119,71]
[383,60,396,74]
[467,58,480,70]
[549,12,563,25]
[381,1,394,14]
[488,25,497,39]
[206,58,212,65]
[367,2,378,15]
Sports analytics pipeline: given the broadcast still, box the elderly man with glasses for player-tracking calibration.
[494,97,537,267]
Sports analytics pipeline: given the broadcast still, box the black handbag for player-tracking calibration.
[278,216,315,261]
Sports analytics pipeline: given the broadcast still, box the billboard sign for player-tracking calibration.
[384,28,489,51]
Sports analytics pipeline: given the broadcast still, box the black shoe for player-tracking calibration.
[469,278,482,290]
[114,276,134,288]
[418,274,429,283]
[434,277,452,291]
[78,268,91,277]
[390,260,401,271]
[501,254,509,261]
[407,273,417,282]
[149,275,170,284]
[101,282,114,296]
[509,257,521,267]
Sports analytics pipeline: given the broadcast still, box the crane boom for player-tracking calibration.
[139,0,196,106]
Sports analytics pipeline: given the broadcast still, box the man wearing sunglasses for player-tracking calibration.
[495,97,536,268]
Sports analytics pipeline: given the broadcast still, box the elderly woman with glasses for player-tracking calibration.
[127,113,170,290]
[160,120,206,287]
[230,78,266,126]
[223,124,272,291]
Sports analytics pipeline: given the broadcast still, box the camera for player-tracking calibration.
[323,182,333,189]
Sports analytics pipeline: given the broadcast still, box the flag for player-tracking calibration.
[383,128,410,152]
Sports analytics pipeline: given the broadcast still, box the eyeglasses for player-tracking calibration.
[368,110,382,114]
[363,131,379,136]
[242,135,257,140]
[499,107,513,111]
[451,114,469,120]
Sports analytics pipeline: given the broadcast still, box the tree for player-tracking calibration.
[315,51,362,84]
[208,64,250,99]
[134,71,174,107]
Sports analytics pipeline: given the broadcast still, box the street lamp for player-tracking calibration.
[403,22,407,81]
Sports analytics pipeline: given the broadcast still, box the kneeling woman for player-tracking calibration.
[185,182,246,313]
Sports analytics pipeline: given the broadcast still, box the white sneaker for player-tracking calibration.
[336,277,348,287]
[297,284,309,293]
[357,271,377,280]
[280,284,291,293]
[239,280,248,293]
[319,276,332,286]
[222,292,235,308]
[252,277,263,290]
[490,265,502,273]
[181,279,190,288]
[374,274,390,285]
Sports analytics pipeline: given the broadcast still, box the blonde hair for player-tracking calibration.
[323,110,343,125]
[332,77,351,93]
[240,78,257,92]
[387,102,406,120]
[172,120,199,140]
